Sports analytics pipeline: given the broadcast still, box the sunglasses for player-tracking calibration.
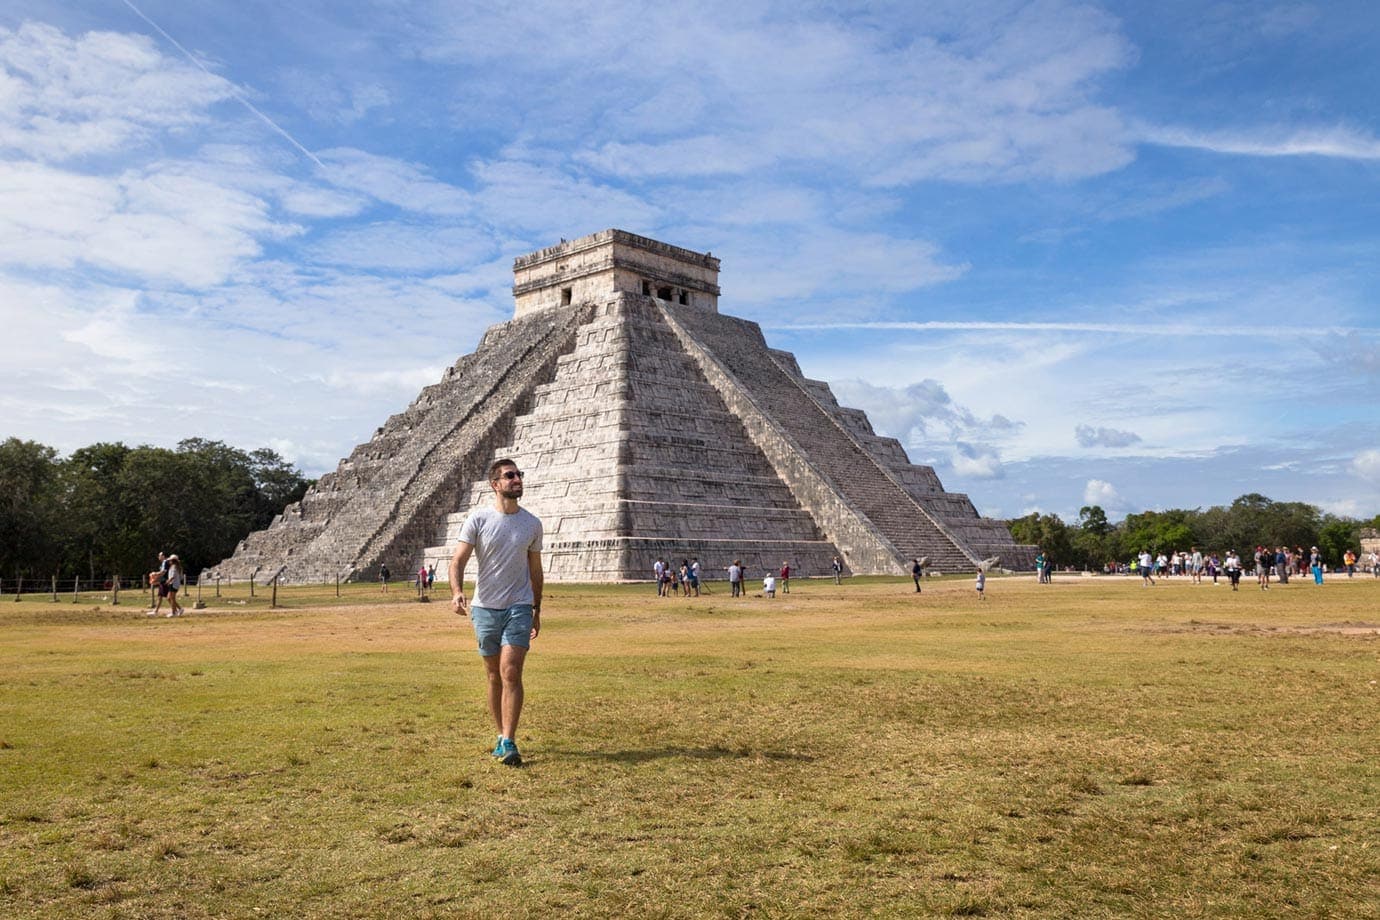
[496,470,525,481]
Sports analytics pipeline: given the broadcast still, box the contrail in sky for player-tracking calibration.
[767,320,1348,339]
[120,0,326,170]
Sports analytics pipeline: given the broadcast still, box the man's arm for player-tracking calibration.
[448,542,473,616]
[528,549,544,639]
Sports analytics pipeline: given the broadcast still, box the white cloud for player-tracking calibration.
[1083,478,1121,507]
[319,148,472,216]
[0,22,234,161]
[420,0,1135,186]
[1351,450,1380,482]
[951,442,1003,479]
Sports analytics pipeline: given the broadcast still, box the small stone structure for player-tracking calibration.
[212,230,1034,582]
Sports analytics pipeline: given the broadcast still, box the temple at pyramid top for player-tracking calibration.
[513,229,721,316]
[212,229,1033,584]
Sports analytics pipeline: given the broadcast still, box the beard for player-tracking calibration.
[497,481,524,500]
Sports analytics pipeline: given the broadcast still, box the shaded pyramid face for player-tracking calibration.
[213,230,1033,583]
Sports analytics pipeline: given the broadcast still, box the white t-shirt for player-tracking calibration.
[763,575,775,592]
[457,506,543,610]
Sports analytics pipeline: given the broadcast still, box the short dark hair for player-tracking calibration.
[488,458,518,481]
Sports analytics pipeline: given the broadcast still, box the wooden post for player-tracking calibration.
[194,572,206,609]
[112,575,120,606]
[271,573,278,608]
[73,575,80,603]
[51,575,58,602]
[336,571,340,597]
[215,574,221,597]
[249,574,255,597]
[15,575,22,602]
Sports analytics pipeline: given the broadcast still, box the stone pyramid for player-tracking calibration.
[213,230,1033,583]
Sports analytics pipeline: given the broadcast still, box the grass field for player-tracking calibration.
[2,573,1377,918]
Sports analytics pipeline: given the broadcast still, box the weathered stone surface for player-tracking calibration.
[212,229,1033,582]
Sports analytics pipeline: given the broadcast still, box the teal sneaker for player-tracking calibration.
[497,738,522,766]
[490,736,505,758]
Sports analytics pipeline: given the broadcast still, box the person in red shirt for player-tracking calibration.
[779,561,790,594]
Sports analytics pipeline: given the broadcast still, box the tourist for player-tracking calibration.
[779,560,790,594]
[379,563,390,593]
[911,558,923,593]
[427,563,437,588]
[831,556,842,585]
[163,554,185,617]
[418,563,429,596]
[680,561,692,600]
[1208,552,1221,585]
[1190,546,1204,584]
[763,572,776,598]
[975,566,986,601]
[1370,549,1380,577]
[1274,547,1289,585]
[1225,549,1242,590]
[1034,551,1046,584]
[448,458,544,767]
[1253,546,1270,591]
[690,558,701,596]
[1309,546,1324,585]
[1343,549,1357,578]
[146,551,170,616]
[727,560,742,597]
[654,558,666,596]
[1138,550,1155,587]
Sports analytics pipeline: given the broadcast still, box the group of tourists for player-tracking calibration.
[1128,544,1375,591]
[654,558,703,597]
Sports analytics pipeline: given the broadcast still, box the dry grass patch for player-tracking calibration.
[2,575,1377,917]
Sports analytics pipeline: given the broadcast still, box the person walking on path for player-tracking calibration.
[162,555,185,617]
[727,560,743,597]
[1309,546,1324,585]
[146,551,170,616]
[1138,550,1155,587]
[831,556,842,585]
[975,567,986,601]
[448,458,544,768]
[379,564,390,593]
[911,558,923,593]
[779,561,791,594]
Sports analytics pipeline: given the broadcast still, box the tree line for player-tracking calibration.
[1008,493,1377,571]
[1,437,312,583]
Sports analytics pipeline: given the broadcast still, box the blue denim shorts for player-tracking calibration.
[469,603,533,656]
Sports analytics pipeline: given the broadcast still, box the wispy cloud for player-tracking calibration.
[770,320,1340,338]
[1140,123,1380,160]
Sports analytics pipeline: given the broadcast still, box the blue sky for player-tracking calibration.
[3,1,1378,523]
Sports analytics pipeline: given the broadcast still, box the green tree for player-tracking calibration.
[61,442,135,581]
[0,438,63,577]
[1316,517,1358,566]
[1008,512,1073,568]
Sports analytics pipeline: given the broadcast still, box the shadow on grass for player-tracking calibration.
[539,745,815,764]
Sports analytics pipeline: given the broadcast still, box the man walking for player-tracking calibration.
[449,459,544,767]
